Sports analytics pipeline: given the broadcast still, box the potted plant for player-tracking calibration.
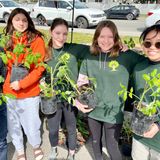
[0,75,15,104]
[59,75,97,109]
[76,82,97,109]
[49,57,97,109]
[119,111,133,157]
[118,69,160,136]
[40,70,59,115]
[40,52,97,114]
[0,31,41,82]
[40,53,74,115]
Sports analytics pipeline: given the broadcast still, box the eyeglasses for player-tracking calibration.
[143,41,160,49]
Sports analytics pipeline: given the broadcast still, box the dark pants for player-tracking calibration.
[0,106,7,160]
[88,117,122,160]
[47,102,77,150]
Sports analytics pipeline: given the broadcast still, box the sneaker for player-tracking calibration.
[48,147,58,160]
[66,154,75,160]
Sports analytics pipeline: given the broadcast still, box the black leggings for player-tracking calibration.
[88,117,122,160]
[47,102,77,150]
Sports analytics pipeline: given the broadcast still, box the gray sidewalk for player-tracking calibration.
[8,117,97,160]
[8,117,131,160]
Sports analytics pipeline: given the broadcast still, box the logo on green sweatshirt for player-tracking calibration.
[108,60,119,71]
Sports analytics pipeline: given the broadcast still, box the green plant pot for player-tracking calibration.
[78,91,97,109]
[40,96,58,115]
[10,64,29,83]
[131,105,159,136]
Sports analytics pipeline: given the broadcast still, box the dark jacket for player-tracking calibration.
[0,47,6,111]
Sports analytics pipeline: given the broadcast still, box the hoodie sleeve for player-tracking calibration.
[77,58,89,87]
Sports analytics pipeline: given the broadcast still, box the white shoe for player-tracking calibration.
[48,147,58,160]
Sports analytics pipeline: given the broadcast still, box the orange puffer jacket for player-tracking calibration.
[3,33,46,98]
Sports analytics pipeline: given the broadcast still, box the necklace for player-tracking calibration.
[53,46,64,59]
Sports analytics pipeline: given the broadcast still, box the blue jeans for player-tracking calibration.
[0,106,7,160]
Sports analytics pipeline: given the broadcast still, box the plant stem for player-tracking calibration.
[63,73,81,95]
[127,91,140,101]
[50,67,54,97]
[137,82,150,109]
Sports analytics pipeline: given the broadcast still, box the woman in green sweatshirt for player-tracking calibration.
[76,20,144,160]
[131,24,160,160]
[44,18,90,160]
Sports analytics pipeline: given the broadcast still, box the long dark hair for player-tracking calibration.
[3,8,43,50]
[45,18,68,61]
[90,20,121,57]
[4,8,42,37]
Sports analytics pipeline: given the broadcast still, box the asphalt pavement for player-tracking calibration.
[35,25,142,37]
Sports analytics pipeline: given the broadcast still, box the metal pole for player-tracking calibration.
[71,0,75,43]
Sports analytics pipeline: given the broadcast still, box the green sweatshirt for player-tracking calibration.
[47,43,89,82]
[79,50,144,124]
[133,58,160,152]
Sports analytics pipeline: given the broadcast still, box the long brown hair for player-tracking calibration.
[3,8,43,50]
[90,20,121,57]
[45,18,69,61]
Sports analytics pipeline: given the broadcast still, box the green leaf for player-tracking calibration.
[5,94,16,99]
[123,37,135,49]
[143,74,150,81]
[0,76,4,83]
[129,92,133,99]
[130,87,133,93]
[24,61,30,69]
[0,53,8,64]
[117,90,124,96]
[67,97,72,104]
[120,83,126,89]
[151,69,157,77]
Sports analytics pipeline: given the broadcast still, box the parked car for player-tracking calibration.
[103,4,140,20]
[145,8,160,27]
[30,0,106,28]
[0,0,30,23]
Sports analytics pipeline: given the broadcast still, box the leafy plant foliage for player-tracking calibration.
[118,69,160,116]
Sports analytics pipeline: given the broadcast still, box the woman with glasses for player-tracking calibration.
[131,24,160,160]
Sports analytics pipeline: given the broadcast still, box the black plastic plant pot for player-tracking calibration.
[40,96,58,115]
[121,143,132,157]
[10,65,29,83]
[131,106,159,136]
[78,91,97,109]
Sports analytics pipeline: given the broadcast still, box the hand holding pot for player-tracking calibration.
[10,81,20,91]
[75,99,93,113]
[143,123,159,138]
